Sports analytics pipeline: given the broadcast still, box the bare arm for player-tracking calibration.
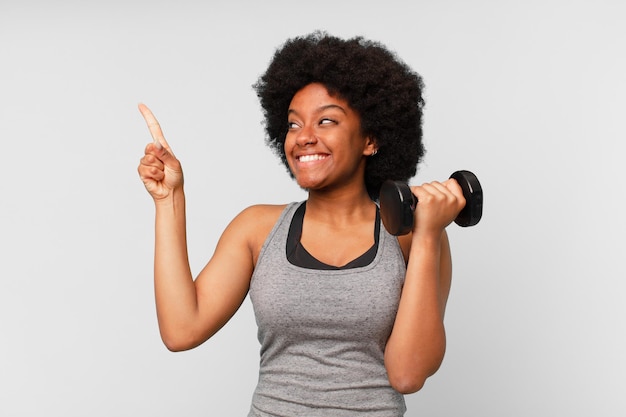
[152,194,259,351]
[137,104,260,351]
[384,180,464,394]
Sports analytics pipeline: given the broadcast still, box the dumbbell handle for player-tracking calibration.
[379,170,483,236]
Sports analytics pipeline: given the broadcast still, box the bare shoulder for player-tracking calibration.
[229,204,288,263]
[234,204,287,230]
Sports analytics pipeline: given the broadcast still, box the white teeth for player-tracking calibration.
[298,154,326,162]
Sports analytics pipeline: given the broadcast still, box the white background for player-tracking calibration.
[1,1,624,416]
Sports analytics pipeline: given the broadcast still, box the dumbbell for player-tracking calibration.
[379,170,483,236]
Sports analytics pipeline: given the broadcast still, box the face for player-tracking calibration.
[284,83,376,192]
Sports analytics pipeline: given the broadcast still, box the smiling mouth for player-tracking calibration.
[298,154,328,162]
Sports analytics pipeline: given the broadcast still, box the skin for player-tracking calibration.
[137,83,466,394]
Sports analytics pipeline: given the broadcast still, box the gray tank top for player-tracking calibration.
[248,202,407,416]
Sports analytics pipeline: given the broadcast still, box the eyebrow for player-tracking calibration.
[288,104,348,116]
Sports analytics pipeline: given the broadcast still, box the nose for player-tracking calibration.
[295,124,318,147]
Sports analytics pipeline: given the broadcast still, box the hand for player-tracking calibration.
[137,104,184,201]
[410,179,466,237]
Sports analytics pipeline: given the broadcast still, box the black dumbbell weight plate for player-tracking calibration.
[379,180,416,236]
[449,170,483,227]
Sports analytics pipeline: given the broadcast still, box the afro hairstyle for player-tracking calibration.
[254,31,426,199]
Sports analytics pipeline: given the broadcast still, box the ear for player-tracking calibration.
[363,136,378,157]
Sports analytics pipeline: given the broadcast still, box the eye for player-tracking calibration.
[287,121,300,129]
[319,118,336,125]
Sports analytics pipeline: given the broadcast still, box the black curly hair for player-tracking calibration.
[254,31,425,199]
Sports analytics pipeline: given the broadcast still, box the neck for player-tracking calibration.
[305,186,376,224]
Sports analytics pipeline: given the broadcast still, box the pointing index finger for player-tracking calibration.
[138,103,166,150]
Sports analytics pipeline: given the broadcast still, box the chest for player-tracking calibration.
[249,203,406,346]
[250,259,405,349]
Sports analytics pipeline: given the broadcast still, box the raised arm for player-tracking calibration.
[137,104,256,351]
[384,179,465,394]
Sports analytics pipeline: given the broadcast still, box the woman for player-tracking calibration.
[138,32,465,416]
